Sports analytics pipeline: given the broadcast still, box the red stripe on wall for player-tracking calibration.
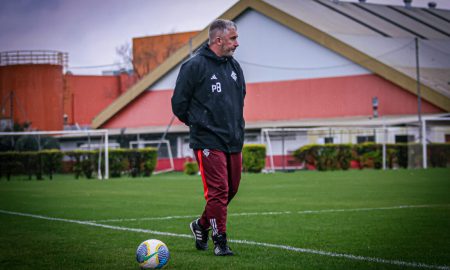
[102,74,443,128]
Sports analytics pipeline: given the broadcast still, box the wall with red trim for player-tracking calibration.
[104,89,176,128]
[244,74,442,120]
[64,73,137,126]
[103,74,443,128]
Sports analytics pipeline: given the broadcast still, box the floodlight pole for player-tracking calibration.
[415,37,424,168]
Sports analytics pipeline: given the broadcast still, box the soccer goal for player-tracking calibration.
[0,129,110,179]
[261,114,450,172]
[260,128,312,172]
[129,139,175,174]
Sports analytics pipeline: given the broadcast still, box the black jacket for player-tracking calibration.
[171,44,246,153]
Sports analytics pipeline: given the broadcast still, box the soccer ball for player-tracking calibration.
[136,239,170,269]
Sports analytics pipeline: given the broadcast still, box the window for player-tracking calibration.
[357,135,375,144]
[395,135,414,143]
[244,133,258,143]
[324,137,334,144]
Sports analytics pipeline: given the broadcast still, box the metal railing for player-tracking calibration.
[0,50,68,70]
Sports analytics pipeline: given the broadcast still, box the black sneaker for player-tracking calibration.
[189,218,209,250]
[212,233,234,256]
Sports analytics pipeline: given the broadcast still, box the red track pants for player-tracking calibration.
[194,149,242,236]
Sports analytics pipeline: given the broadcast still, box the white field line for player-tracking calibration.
[0,209,448,270]
[88,204,449,223]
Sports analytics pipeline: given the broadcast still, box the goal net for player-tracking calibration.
[129,139,174,174]
[0,129,110,179]
[261,114,450,172]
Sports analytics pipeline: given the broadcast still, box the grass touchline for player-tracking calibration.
[88,204,449,223]
[1,209,448,270]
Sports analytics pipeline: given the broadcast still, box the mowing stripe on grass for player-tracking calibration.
[89,204,449,223]
[0,209,192,238]
[1,209,448,270]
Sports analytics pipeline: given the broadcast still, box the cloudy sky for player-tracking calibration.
[1,0,449,75]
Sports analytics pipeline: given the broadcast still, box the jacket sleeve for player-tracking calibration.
[171,62,195,125]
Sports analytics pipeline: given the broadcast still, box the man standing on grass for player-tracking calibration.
[171,19,245,256]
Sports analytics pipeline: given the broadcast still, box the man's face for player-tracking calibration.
[218,28,239,57]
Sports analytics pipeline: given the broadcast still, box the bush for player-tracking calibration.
[292,144,320,169]
[293,144,352,170]
[109,149,128,178]
[428,143,450,168]
[127,149,142,177]
[317,145,338,171]
[0,152,23,180]
[140,148,157,177]
[242,144,266,173]
[353,143,382,169]
[41,149,63,180]
[67,150,96,179]
[183,161,199,175]
[108,148,157,177]
[22,152,43,180]
[337,144,352,170]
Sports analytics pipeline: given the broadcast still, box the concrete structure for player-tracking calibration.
[0,51,67,131]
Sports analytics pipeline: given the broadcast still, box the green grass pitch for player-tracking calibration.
[0,169,449,269]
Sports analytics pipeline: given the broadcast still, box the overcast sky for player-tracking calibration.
[1,0,449,75]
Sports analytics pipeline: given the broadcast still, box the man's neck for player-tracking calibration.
[208,44,223,58]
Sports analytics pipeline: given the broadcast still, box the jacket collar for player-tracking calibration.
[199,43,231,63]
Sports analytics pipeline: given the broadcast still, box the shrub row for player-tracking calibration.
[0,148,158,180]
[0,150,63,180]
[293,143,450,171]
[65,148,158,179]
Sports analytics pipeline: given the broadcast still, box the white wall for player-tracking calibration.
[149,9,370,91]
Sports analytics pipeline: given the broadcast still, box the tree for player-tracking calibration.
[116,42,137,75]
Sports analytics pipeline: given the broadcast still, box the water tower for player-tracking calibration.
[0,50,68,130]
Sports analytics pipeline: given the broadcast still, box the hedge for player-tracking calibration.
[68,148,158,178]
[242,144,266,173]
[0,148,157,180]
[293,143,450,171]
[183,161,199,175]
[0,150,62,180]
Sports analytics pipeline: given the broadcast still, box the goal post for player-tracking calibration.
[129,139,175,174]
[261,127,394,172]
[0,129,109,179]
[261,127,314,173]
[260,115,450,172]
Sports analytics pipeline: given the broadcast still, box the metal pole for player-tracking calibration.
[105,130,109,179]
[422,119,427,169]
[88,133,91,150]
[157,115,175,150]
[281,128,285,171]
[415,38,423,142]
[382,125,387,170]
[266,130,275,172]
